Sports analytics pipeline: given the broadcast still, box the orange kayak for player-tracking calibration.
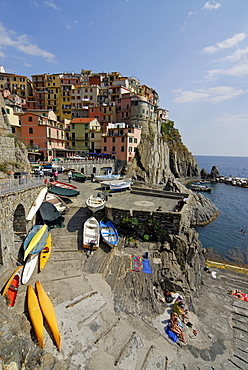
[27,285,44,349]
[4,267,23,307]
[35,281,61,351]
[2,265,23,297]
[39,233,52,272]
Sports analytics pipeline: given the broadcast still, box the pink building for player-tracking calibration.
[101,123,141,163]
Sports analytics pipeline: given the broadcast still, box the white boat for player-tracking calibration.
[93,174,120,182]
[83,216,100,250]
[109,180,132,192]
[26,187,48,221]
[22,253,39,284]
[86,195,106,213]
[45,193,69,214]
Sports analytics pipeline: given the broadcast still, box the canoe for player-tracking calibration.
[94,174,120,182]
[22,253,39,284]
[83,216,100,250]
[48,185,80,197]
[38,202,65,229]
[45,193,69,214]
[27,285,44,349]
[2,265,23,297]
[86,195,106,213]
[72,172,87,182]
[23,225,48,261]
[50,181,78,189]
[26,187,48,221]
[35,281,61,351]
[99,220,119,248]
[39,233,52,272]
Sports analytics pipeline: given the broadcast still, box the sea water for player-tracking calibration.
[194,156,248,266]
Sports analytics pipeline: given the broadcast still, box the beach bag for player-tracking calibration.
[165,325,178,343]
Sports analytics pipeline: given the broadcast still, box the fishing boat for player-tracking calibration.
[22,253,39,284]
[99,220,119,248]
[23,225,48,261]
[83,216,100,250]
[48,185,80,197]
[27,285,44,349]
[38,202,65,229]
[35,281,61,351]
[26,187,48,221]
[86,195,106,213]
[45,193,69,214]
[72,172,87,182]
[190,184,212,192]
[50,181,78,189]
[2,266,23,306]
[39,233,52,272]
[93,174,120,182]
[109,180,132,192]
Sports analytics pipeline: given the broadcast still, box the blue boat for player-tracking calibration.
[23,225,49,255]
[99,221,119,248]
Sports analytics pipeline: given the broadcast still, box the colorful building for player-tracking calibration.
[70,117,101,154]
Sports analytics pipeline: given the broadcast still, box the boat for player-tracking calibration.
[99,220,119,248]
[22,253,39,284]
[45,193,69,214]
[48,185,80,197]
[190,184,212,192]
[109,180,132,192]
[2,266,23,306]
[27,285,44,349]
[83,216,100,250]
[35,281,61,351]
[23,225,48,261]
[39,233,52,272]
[72,172,87,182]
[50,181,78,189]
[26,187,48,221]
[38,202,65,229]
[86,195,106,213]
[94,174,120,182]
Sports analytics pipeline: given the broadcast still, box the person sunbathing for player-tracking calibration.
[172,300,189,324]
[169,312,187,345]
[228,290,248,301]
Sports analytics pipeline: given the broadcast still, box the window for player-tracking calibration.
[121,146,124,152]
[129,137,133,143]
[91,133,94,138]
[104,146,107,152]
[121,137,125,143]
[112,137,115,143]
[129,147,132,152]
[112,146,116,152]
[48,128,51,137]
[72,142,75,147]
[134,147,138,152]
[28,116,33,122]
[85,141,88,147]
[72,133,75,139]
[104,137,107,143]
[30,140,33,146]
[29,127,33,134]
[85,124,89,130]
[71,123,75,129]
[134,138,137,143]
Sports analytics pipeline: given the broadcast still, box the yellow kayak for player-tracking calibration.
[1,265,23,297]
[35,281,61,351]
[39,233,52,272]
[27,285,44,349]
[24,225,48,261]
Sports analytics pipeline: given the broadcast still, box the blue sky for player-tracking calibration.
[0,0,248,156]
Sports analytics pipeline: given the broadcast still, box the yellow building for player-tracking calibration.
[70,118,101,153]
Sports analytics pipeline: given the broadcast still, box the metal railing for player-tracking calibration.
[0,176,44,195]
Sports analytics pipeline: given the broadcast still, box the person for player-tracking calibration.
[169,312,187,345]
[172,298,189,324]
[228,290,248,301]
[91,173,94,182]
[39,169,44,177]
[54,170,59,181]
[68,170,72,183]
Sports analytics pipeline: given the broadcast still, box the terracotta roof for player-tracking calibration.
[71,118,96,123]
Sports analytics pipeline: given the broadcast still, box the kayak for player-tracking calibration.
[22,254,39,285]
[27,285,44,349]
[26,187,48,221]
[4,266,23,306]
[35,281,61,351]
[39,233,52,272]
[2,265,23,297]
[23,225,48,261]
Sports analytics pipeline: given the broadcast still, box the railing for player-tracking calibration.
[0,177,44,195]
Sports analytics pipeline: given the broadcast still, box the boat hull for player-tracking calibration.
[94,174,120,182]
[49,186,80,197]
[22,254,39,284]
[86,195,106,213]
[23,225,48,261]
[83,216,100,250]
[39,233,52,272]
[2,265,23,297]
[4,267,23,306]
[72,172,87,182]
[99,221,119,248]
[27,285,44,349]
[26,187,48,221]
[50,181,78,189]
[35,281,61,351]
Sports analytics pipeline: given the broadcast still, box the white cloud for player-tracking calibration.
[43,0,59,10]
[206,63,248,78]
[173,86,246,104]
[223,47,248,62]
[0,23,56,62]
[0,48,5,58]
[203,1,222,10]
[201,33,246,54]
[216,113,248,125]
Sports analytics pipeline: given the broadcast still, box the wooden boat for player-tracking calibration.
[45,193,69,214]
[109,180,131,192]
[38,202,65,229]
[2,266,23,307]
[99,220,119,248]
[72,172,87,182]
[22,253,39,284]
[94,174,120,182]
[39,233,52,272]
[35,281,61,351]
[48,185,80,197]
[83,216,100,250]
[86,195,106,213]
[26,187,48,221]
[23,225,48,261]
[27,285,44,349]
[50,181,78,189]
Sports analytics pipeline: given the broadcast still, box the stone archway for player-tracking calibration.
[13,204,26,233]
